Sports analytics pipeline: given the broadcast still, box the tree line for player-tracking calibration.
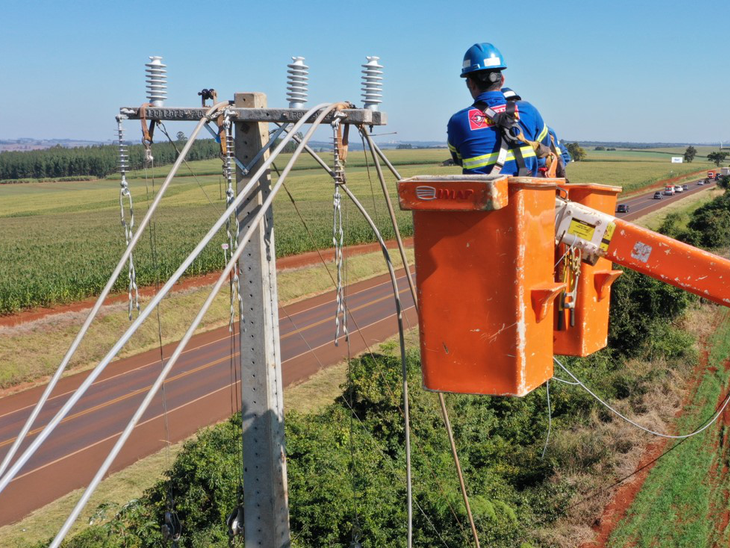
[0,138,222,181]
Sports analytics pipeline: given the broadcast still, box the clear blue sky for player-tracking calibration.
[2,0,728,145]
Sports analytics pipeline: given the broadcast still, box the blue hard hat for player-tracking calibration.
[460,43,507,77]
[501,87,521,101]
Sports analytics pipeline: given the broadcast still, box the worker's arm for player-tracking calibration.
[448,140,463,166]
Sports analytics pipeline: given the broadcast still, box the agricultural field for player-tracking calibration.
[0,147,713,314]
[565,149,711,193]
[632,146,723,157]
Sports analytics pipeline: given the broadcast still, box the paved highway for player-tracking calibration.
[0,178,718,525]
[615,178,716,222]
[0,270,417,525]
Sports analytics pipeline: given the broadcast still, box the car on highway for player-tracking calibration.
[698,180,705,185]
[664,187,675,195]
[653,191,663,199]
[674,185,684,193]
[682,184,689,191]
[616,204,630,213]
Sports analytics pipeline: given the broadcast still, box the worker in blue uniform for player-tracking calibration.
[447,43,551,176]
[549,127,572,167]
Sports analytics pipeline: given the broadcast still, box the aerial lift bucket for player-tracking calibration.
[553,183,623,356]
[398,175,564,396]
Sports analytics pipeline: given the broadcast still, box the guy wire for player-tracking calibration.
[274,164,468,540]
[142,137,172,469]
[359,125,479,546]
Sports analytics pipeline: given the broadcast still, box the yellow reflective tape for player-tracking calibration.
[462,146,536,169]
[537,124,548,142]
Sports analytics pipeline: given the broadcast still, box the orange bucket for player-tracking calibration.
[553,184,622,356]
[398,175,563,396]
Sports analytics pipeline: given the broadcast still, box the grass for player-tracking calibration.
[606,307,730,547]
[0,151,434,314]
[565,150,710,194]
[0,147,716,314]
[0,442,186,548]
[0,248,414,390]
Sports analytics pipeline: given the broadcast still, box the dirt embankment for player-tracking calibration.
[580,310,726,547]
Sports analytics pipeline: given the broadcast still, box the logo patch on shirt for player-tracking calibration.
[468,109,488,130]
[467,104,517,131]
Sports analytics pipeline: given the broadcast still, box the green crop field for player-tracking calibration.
[565,149,711,193]
[0,147,715,314]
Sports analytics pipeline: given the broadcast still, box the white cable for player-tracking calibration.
[0,103,330,495]
[48,103,343,547]
[541,379,552,459]
[341,184,413,548]
[0,101,229,482]
[554,356,730,439]
[551,375,580,386]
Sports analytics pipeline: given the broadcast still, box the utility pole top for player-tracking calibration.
[120,106,387,125]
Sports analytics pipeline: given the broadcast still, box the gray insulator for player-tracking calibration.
[117,126,128,175]
[286,56,309,109]
[145,56,167,107]
[361,56,383,111]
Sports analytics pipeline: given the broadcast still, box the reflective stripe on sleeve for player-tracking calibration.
[462,145,536,170]
[537,124,549,142]
[448,142,462,159]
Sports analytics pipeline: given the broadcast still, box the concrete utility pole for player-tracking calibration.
[234,92,291,547]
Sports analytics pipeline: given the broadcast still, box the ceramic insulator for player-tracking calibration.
[361,56,383,111]
[286,56,308,109]
[117,125,128,175]
[145,56,167,107]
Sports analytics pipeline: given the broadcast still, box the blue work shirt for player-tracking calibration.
[548,127,572,165]
[447,91,549,176]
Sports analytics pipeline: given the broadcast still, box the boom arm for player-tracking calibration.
[555,198,730,307]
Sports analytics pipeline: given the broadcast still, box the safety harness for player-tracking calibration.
[473,97,559,177]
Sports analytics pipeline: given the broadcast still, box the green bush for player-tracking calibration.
[687,193,730,248]
[608,268,695,358]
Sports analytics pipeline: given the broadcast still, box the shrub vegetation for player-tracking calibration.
[41,266,703,548]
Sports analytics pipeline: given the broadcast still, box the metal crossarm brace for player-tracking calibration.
[120,106,387,125]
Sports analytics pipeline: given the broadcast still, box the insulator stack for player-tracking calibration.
[361,56,383,111]
[224,122,235,184]
[286,56,309,108]
[145,56,167,107]
[117,121,128,176]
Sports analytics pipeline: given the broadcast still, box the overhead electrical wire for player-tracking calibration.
[273,127,416,546]
[555,356,730,439]
[278,171,470,542]
[0,101,230,483]
[341,183,413,548]
[47,102,344,547]
[0,103,329,496]
[360,126,482,548]
[273,133,469,545]
[519,361,730,545]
